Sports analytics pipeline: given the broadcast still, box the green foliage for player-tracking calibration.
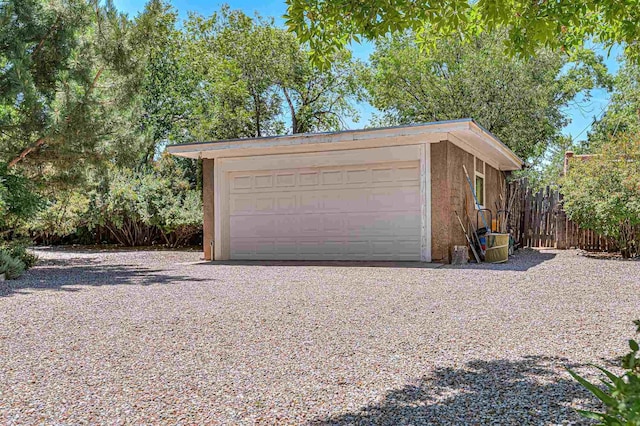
[184,6,360,139]
[1,241,38,269]
[364,32,609,161]
[589,61,640,149]
[568,320,640,424]
[285,0,640,68]
[27,191,90,244]
[561,133,640,258]
[0,164,42,238]
[0,250,26,280]
[0,0,141,185]
[130,0,204,162]
[1,1,360,250]
[86,157,202,247]
[282,50,361,134]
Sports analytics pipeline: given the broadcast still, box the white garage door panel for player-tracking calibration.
[228,161,421,260]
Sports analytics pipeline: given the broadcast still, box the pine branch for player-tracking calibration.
[7,137,48,168]
[33,16,62,58]
[7,67,105,169]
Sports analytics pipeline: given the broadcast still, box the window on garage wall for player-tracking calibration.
[474,157,485,208]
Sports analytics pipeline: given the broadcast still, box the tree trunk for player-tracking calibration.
[253,93,262,137]
[283,88,299,134]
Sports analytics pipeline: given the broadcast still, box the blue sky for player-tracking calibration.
[114,0,622,143]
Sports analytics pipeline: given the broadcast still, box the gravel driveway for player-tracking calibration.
[1,248,638,425]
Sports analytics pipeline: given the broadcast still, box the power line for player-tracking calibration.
[570,99,611,144]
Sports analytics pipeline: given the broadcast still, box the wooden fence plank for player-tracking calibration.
[506,178,633,252]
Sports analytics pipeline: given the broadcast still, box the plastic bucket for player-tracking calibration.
[485,233,509,263]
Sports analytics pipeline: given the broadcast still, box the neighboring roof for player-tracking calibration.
[167,118,524,171]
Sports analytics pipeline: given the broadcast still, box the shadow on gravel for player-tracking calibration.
[1,257,207,297]
[198,260,444,269]
[312,356,599,425]
[445,248,557,272]
[31,246,201,254]
[196,249,556,271]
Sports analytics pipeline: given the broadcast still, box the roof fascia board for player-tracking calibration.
[167,120,471,156]
[169,131,449,159]
[446,132,502,171]
[467,121,524,169]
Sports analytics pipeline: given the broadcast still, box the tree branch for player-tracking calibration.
[7,67,104,169]
[32,16,61,58]
[282,87,299,133]
[7,137,48,168]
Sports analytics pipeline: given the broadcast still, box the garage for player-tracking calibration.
[167,119,524,263]
[228,161,421,260]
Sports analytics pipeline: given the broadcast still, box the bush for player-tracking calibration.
[561,133,640,258]
[0,241,38,280]
[568,320,640,424]
[4,242,38,269]
[0,250,26,280]
[21,155,202,248]
[27,192,90,245]
[87,160,202,247]
[0,164,42,239]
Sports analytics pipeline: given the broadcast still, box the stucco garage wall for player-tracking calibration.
[203,159,214,260]
[430,141,451,263]
[431,141,506,263]
[484,163,503,228]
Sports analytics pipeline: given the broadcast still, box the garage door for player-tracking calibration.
[228,161,421,260]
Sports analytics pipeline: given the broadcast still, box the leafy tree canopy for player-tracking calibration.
[363,32,610,160]
[285,0,640,67]
[588,60,640,148]
[185,6,360,139]
[0,0,141,185]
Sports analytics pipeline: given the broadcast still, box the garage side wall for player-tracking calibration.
[446,142,476,263]
[431,141,506,263]
[203,159,215,260]
[430,141,451,263]
[484,163,504,229]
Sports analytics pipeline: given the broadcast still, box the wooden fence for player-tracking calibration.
[506,179,620,251]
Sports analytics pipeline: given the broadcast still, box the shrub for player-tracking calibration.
[0,164,42,239]
[4,242,38,269]
[157,189,202,247]
[561,133,640,258]
[568,320,640,424]
[87,161,202,247]
[0,250,26,280]
[27,192,90,245]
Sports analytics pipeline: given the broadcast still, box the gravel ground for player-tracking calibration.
[0,248,638,425]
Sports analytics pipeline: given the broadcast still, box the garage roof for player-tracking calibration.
[167,118,524,171]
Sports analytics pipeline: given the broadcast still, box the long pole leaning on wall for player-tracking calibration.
[462,165,489,230]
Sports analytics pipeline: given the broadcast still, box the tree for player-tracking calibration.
[561,133,640,258]
[0,0,139,183]
[130,0,204,164]
[1,2,362,249]
[185,8,291,139]
[363,32,609,160]
[184,7,360,139]
[285,0,640,67]
[281,51,360,134]
[588,61,640,149]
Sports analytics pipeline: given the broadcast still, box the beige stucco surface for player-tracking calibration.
[431,141,507,263]
[202,159,214,261]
